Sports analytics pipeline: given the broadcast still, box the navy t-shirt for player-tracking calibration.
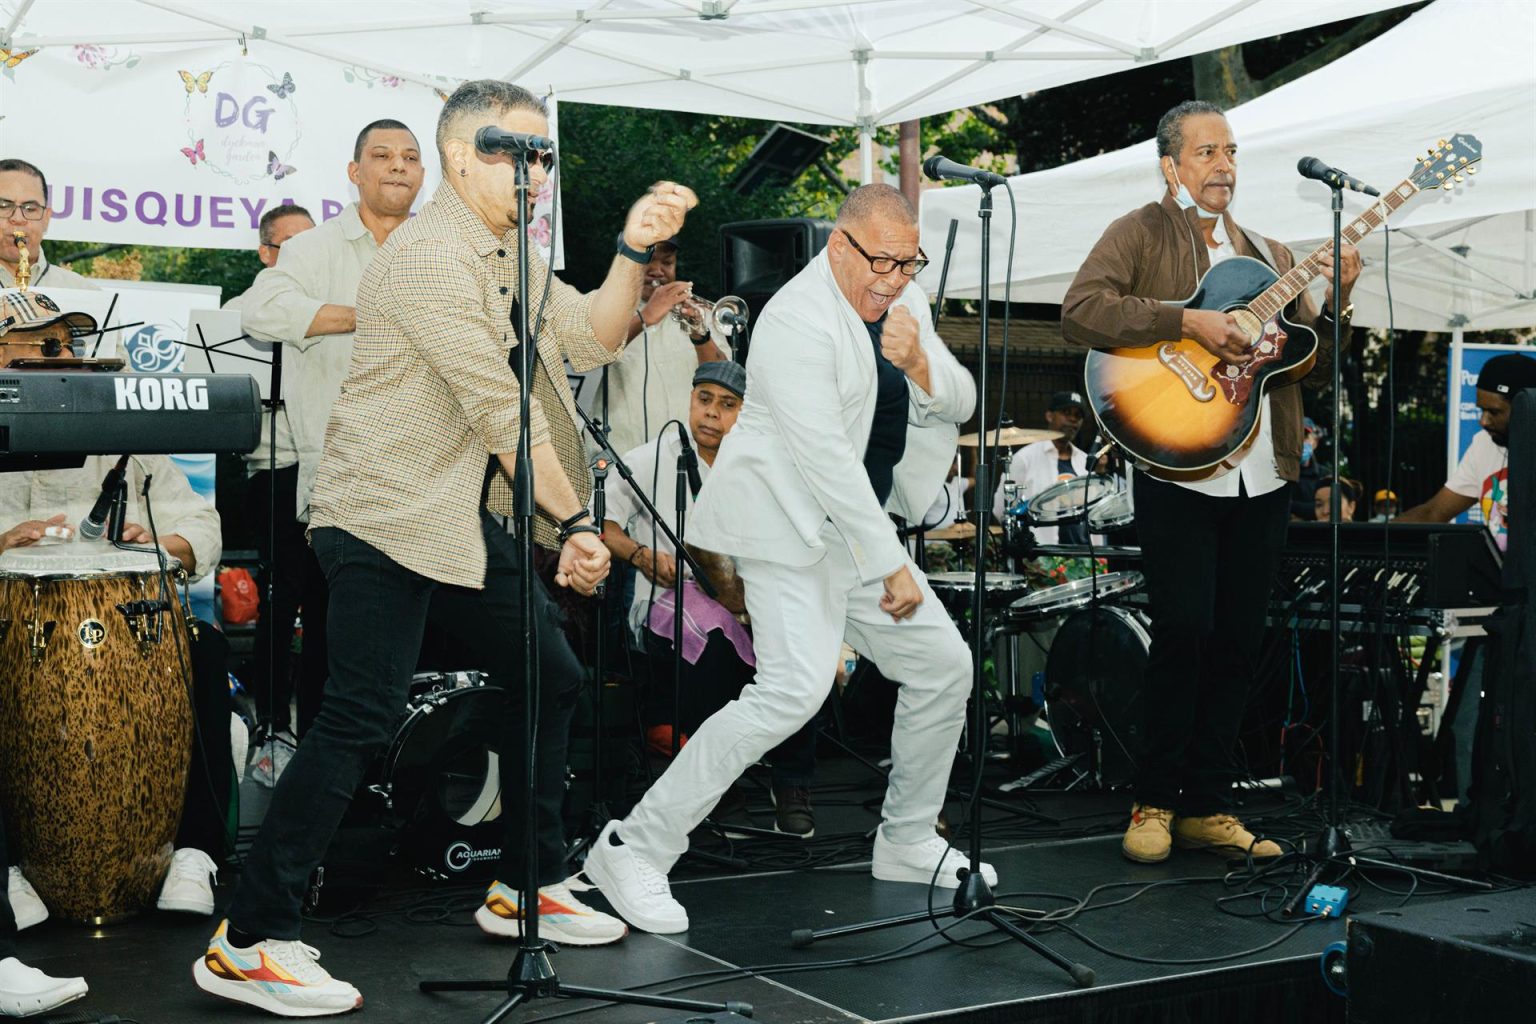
[861,316,908,506]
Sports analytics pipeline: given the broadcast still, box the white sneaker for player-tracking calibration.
[871,830,998,889]
[6,867,47,931]
[251,730,297,788]
[193,919,362,1017]
[0,956,88,1017]
[581,821,688,934]
[474,879,627,946]
[158,848,218,915]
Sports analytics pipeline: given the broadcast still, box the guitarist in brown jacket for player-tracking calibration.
[1062,100,1359,864]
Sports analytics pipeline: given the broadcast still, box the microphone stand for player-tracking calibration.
[1322,182,1350,861]
[793,181,1093,990]
[672,451,688,761]
[419,150,743,1023]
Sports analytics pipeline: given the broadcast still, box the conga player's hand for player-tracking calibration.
[1,513,68,551]
[120,523,153,544]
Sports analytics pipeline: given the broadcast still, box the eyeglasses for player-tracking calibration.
[841,229,928,277]
[0,199,46,221]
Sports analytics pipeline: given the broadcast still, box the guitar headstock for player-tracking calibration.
[1408,133,1482,192]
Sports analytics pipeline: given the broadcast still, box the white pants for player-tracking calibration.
[618,524,973,872]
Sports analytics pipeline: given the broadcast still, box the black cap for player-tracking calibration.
[1048,390,1085,412]
[1477,353,1536,396]
[693,360,746,398]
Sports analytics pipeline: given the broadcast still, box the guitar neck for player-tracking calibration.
[1249,179,1417,321]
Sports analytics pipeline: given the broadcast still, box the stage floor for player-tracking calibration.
[18,747,1440,1024]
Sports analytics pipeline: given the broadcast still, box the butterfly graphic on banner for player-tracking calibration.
[178,69,213,94]
[180,139,206,166]
[267,72,296,99]
[267,151,297,180]
[2,48,38,69]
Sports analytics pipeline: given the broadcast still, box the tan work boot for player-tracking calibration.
[1173,814,1283,860]
[1121,804,1174,863]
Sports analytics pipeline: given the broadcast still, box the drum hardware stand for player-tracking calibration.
[419,143,743,1023]
[794,178,1093,989]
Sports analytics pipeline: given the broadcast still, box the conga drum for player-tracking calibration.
[0,542,193,924]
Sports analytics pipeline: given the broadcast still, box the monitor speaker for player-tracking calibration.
[719,217,834,320]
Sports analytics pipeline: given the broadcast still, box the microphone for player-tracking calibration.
[922,154,1008,190]
[474,126,555,156]
[675,423,702,499]
[78,454,130,541]
[1297,156,1380,197]
[716,308,746,328]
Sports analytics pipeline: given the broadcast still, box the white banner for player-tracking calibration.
[2,40,563,264]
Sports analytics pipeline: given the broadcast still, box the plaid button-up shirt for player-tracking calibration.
[309,181,619,588]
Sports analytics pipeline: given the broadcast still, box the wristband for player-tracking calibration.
[560,522,602,544]
[616,233,654,265]
[628,545,649,567]
[557,509,592,532]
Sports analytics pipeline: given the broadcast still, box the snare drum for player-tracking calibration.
[926,571,1030,613]
[1028,475,1119,525]
[1006,570,1144,626]
[0,543,191,923]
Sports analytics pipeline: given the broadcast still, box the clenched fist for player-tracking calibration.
[622,182,699,252]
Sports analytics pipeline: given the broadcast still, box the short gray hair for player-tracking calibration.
[1155,100,1225,161]
[834,183,917,229]
[435,80,547,171]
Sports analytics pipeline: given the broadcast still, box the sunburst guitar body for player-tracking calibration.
[1085,255,1314,480]
[1083,132,1484,481]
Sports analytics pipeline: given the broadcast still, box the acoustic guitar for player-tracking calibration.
[1083,134,1482,481]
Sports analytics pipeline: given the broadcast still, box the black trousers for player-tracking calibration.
[248,465,307,735]
[181,622,236,858]
[226,516,582,940]
[296,543,330,738]
[1132,473,1290,816]
[0,805,14,958]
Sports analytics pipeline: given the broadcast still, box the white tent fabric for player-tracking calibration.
[3,0,1414,185]
[917,0,1536,331]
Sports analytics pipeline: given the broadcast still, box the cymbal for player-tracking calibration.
[956,427,1062,448]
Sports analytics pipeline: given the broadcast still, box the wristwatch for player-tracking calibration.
[616,233,654,265]
[1324,302,1354,325]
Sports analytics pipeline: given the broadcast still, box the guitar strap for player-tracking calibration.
[1238,225,1278,272]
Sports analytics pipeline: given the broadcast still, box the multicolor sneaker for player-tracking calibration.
[474,880,627,946]
[192,919,362,1017]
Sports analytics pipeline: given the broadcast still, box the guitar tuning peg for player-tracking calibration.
[1437,138,1448,148]
[1454,173,1465,183]
[1442,180,1455,191]
[1467,167,1478,175]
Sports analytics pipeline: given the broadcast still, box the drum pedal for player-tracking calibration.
[999,753,1084,793]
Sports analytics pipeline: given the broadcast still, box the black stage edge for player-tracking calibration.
[15,791,1385,1024]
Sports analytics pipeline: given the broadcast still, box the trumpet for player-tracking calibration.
[669,292,749,342]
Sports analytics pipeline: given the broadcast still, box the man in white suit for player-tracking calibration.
[585,184,987,934]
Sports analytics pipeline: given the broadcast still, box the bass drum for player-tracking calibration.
[1042,606,1147,788]
[365,673,506,879]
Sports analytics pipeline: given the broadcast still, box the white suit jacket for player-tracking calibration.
[688,250,976,585]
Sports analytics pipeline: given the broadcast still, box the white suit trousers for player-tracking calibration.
[617,523,973,872]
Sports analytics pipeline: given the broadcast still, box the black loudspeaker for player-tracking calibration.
[1345,890,1536,1021]
[719,217,834,322]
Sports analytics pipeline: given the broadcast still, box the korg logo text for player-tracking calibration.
[114,377,209,411]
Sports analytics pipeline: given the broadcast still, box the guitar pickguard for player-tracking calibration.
[1211,313,1288,406]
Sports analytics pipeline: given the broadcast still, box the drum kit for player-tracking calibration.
[0,543,193,924]
[924,441,1148,790]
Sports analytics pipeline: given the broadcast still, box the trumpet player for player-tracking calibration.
[598,237,731,457]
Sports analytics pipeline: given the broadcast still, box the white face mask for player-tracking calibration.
[1165,161,1221,220]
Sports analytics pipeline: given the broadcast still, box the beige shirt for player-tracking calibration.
[236,203,379,519]
[0,454,222,582]
[309,181,618,588]
[223,288,298,475]
[597,315,728,458]
[0,251,101,292]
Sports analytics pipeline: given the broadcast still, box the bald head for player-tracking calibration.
[835,183,917,231]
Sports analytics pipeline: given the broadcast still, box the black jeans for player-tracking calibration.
[226,516,582,940]
[0,804,15,959]
[182,622,236,859]
[643,629,819,788]
[248,465,307,735]
[296,543,330,738]
[1132,473,1289,816]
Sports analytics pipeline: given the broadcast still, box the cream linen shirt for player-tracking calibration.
[236,203,379,519]
[0,251,101,292]
[0,455,222,582]
[597,315,729,457]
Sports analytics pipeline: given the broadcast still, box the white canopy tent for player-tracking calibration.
[3,0,1414,192]
[917,0,1536,331]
